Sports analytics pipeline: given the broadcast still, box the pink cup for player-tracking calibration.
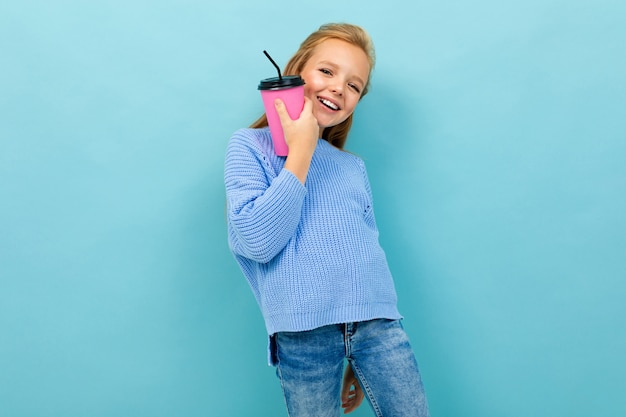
[258,75,305,156]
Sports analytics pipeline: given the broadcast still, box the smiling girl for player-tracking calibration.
[225,23,429,417]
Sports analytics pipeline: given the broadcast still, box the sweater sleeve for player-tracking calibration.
[224,129,307,264]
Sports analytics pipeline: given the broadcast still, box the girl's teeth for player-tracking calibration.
[320,98,338,110]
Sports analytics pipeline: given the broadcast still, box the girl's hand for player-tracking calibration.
[341,364,364,414]
[275,97,319,184]
[275,97,319,157]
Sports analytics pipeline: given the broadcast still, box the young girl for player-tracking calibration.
[224,23,429,417]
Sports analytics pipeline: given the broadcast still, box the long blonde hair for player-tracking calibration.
[250,23,375,150]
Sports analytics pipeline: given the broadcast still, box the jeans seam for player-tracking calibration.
[349,360,383,417]
[344,324,351,357]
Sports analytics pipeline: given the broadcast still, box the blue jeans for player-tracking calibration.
[272,319,429,417]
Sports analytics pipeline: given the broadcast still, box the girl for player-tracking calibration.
[224,23,429,417]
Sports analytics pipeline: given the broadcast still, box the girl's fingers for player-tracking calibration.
[302,96,312,112]
[274,98,288,123]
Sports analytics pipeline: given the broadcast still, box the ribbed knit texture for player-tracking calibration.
[224,127,401,339]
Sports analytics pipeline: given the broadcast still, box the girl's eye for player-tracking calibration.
[319,68,332,75]
[349,84,362,94]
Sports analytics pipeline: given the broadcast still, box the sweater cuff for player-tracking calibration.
[278,167,307,193]
[269,167,307,219]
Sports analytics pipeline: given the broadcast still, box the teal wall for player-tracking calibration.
[1,1,624,416]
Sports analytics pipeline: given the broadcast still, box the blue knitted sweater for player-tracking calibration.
[224,127,401,337]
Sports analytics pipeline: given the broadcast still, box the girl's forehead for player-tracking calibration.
[308,39,370,76]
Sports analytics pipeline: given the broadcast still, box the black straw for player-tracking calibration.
[263,50,282,80]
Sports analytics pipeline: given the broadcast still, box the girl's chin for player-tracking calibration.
[313,113,346,130]
[317,122,335,132]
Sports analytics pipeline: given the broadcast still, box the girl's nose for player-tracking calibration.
[331,84,343,96]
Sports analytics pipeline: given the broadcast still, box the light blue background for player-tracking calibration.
[1,1,624,416]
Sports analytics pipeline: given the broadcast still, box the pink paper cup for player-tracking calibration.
[259,75,305,156]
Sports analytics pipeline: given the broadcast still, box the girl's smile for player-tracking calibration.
[299,38,371,136]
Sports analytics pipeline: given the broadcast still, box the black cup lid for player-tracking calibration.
[258,75,305,90]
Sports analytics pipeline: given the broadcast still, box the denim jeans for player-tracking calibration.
[272,319,429,417]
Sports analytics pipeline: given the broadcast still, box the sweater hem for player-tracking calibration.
[264,302,403,336]
[264,303,403,366]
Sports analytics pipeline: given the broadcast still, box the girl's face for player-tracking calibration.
[299,39,370,135]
